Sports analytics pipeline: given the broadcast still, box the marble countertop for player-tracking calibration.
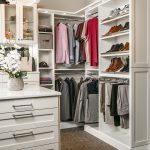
[0,85,61,100]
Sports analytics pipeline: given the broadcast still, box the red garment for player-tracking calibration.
[85,17,98,66]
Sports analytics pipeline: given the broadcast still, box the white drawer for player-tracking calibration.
[2,73,39,83]
[0,97,58,114]
[0,126,59,148]
[0,108,58,133]
[0,140,59,150]
[18,143,59,150]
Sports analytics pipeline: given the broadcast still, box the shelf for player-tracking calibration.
[39,49,53,51]
[101,14,129,25]
[39,32,53,34]
[39,67,53,70]
[101,31,129,40]
[86,69,99,71]
[55,69,85,71]
[100,72,130,79]
[101,51,130,57]
[40,84,54,87]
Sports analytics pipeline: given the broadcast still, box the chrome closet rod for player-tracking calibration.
[55,17,84,22]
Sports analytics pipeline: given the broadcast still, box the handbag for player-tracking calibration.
[20,57,33,72]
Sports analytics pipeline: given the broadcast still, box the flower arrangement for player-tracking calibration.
[0,45,26,78]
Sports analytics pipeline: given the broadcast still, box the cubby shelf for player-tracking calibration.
[99,72,130,79]
[101,31,129,40]
[101,52,130,57]
[101,14,129,25]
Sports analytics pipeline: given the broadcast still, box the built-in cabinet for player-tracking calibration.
[0,1,37,44]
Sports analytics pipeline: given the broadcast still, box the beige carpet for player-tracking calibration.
[61,127,117,150]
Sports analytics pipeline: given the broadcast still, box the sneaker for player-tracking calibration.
[120,4,129,16]
[102,8,121,22]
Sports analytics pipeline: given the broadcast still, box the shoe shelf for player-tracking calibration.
[101,31,129,40]
[101,14,129,25]
[99,72,130,79]
[101,51,129,57]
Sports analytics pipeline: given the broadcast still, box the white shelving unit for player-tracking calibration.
[38,9,55,89]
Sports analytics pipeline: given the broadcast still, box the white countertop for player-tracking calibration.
[0,85,61,100]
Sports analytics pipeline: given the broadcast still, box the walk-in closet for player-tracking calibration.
[0,0,149,150]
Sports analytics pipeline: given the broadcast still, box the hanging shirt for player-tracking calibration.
[55,23,69,64]
[85,17,98,66]
[73,24,80,65]
[67,24,76,64]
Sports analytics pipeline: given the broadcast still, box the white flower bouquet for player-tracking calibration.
[0,45,26,78]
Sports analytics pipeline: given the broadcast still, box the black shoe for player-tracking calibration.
[120,57,129,72]
[121,22,129,31]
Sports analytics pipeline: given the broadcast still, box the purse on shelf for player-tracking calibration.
[20,57,36,72]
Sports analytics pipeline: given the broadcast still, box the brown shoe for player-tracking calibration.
[105,26,117,36]
[121,42,129,51]
[105,24,123,36]
[109,58,124,72]
[105,58,115,72]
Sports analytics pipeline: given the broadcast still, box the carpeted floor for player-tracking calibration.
[61,127,117,150]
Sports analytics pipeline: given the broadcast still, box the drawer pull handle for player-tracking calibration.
[13,131,33,138]
[13,113,33,119]
[13,104,33,110]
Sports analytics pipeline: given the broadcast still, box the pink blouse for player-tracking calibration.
[55,23,69,64]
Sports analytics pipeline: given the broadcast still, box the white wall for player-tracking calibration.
[38,0,86,12]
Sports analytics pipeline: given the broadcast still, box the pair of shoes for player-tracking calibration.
[120,42,129,51]
[106,58,124,72]
[120,57,129,72]
[102,4,129,22]
[120,22,129,32]
[120,4,129,16]
[107,43,124,53]
[102,8,121,22]
[104,24,123,36]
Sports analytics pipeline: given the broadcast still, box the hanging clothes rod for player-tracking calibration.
[87,12,98,17]
[100,77,129,84]
[55,72,85,75]
[55,17,84,22]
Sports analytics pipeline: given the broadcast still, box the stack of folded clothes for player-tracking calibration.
[39,25,52,32]
[40,77,52,85]
[105,57,129,73]
[102,4,129,22]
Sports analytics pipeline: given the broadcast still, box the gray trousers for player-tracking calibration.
[105,83,114,125]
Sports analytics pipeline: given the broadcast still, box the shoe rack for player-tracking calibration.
[85,0,131,149]
[99,0,130,146]
[99,1,130,79]
[38,9,55,89]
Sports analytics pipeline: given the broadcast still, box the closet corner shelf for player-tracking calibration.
[39,32,53,34]
[40,84,54,87]
[101,14,129,25]
[39,67,53,70]
[99,73,130,79]
[100,31,129,40]
[100,52,130,57]
[86,69,99,71]
[55,69,85,71]
[39,49,53,51]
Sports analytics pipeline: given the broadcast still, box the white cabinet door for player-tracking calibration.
[19,2,37,44]
[131,0,150,68]
[0,5,4,43]
[131,68,150,147]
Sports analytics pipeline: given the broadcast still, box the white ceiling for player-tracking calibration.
[38,0,96,12]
